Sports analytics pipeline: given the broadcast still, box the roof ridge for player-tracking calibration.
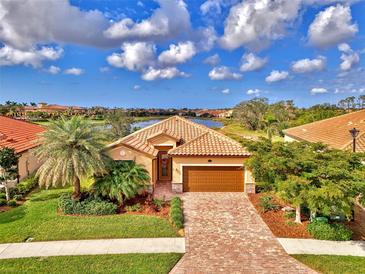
[168,132,209,154]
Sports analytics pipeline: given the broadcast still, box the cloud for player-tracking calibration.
[158,41,196,65]
[208,66,242,80]
[141,66,189,81]
[291,56,326,73]
[47,65,61,74]
[133,85,141,90]
[265,70,289,83]
[107,42,156,71]
[104,0,191,42]
[338,43,360,71]
[200,0,222,15]
[338,43,352,53]
[0,0,110,50]
[204,54,220,66]
[64,68,84,75]
[219,0,301,50]
[240,53,268,72]
[221,88,230,94]
[246,88,261,95]
[310,87,328,94]
[0,45,63,68]
[308,4,358,48]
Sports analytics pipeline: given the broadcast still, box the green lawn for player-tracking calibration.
[293,255,365,274]
[0,188,179,243]
[0,253,182,274]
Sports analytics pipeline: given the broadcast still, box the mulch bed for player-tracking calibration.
[121,195,170,218]
[249,193,312,239]
[0,200,25,213]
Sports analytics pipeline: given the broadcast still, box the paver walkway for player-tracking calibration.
[171,193,316,274]
[0,238,185,259]
[278,238,365,257]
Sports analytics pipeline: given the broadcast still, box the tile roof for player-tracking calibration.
[0,116,45,153]
[107,116,250,157]
[283,109,365,151]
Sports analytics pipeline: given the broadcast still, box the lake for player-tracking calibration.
[131,118,223,129]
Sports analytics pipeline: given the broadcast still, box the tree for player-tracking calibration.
[0,148,19,201]
[105,109,133,140]
[233,98,269,130]
[34,116,106,200]
[92,161,150,205]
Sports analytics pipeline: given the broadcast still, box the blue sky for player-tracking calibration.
[0,0,364,108]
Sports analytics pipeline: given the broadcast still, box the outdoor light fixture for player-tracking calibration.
[349,127,360,152]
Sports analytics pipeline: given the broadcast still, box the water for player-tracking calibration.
[131,118,223,129]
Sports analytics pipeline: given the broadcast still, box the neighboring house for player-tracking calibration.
[0,116,45,180]
[283,109,365,152]
[106,116,255,193]
[19,103,86,116]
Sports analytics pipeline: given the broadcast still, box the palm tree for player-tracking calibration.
[34,116,106,200]
[92,161,150,205]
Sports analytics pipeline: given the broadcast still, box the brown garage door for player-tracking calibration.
[183,166,244,192]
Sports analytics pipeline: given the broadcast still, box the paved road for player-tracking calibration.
[171,193,316,274]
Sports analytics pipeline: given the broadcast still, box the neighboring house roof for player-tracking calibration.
[283,109,365,151]
[107,116,250,157]
[0,116,45,153]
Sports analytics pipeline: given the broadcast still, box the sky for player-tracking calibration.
[0,0,364,109]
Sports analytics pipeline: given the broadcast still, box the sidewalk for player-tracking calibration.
[0,238,185,259]
[278,238,365,257]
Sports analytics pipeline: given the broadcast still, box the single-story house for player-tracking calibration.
[106,116,255,193]
[283,109,365,152]
[0,116,45,180]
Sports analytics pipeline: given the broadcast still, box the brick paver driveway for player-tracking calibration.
[171,193,316,274]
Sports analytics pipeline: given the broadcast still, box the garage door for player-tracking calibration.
[183,166,244,192]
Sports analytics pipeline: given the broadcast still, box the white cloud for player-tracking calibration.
[338,43,352,53]
[265,70,289,83]
[158,41,196,65]
[208,66,242,80]
[308,4,358,48]
[246,88,261,95]
[104,0,191,42]
[337,43,360,71]
[220,0,301,50]
[107,42,156,71]
[240,53,267,72]
[221,88,230,94]
[203,54,220,66]
[200,0,222,15]
[99,66,110,73]
[64,67,84,75]
[0,45,63,68]
[310,87,328,95]
[133,85,141,90]
[47,65,61,74]
[141,66,189,81]
[291,56,326,73]
[193,26,217,51]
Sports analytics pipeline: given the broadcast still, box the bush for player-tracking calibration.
[259,195,279,212]
[13,194,23,201]
[152,198,164,210]
[0,198,7,206]
[284,211,296,219]
[7,200,17,207]
[307,221,352,241]
[125,203,142,212]
[170,197,184,229]
[0,193,6,199]
[58,193,117,215]
[15,175,38,195]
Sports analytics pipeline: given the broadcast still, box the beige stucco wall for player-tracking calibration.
[107,145,154,183]
[18,150,42,180]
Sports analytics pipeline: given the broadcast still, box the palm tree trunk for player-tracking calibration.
[295,205,302,224]
[72,177,81,200]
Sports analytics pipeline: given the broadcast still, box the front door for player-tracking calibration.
[158,151,172,181]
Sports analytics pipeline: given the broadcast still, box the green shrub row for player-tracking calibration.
[0,198,17,207]
[58,193,117,215]
[307,220,352,241]
[170,197,184,229]
[15,175,38,196]
[125,203,142,212]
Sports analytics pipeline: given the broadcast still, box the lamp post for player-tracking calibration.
[349,127,360,152]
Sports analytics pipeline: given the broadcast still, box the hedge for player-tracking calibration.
[307,221,352,241]
[170,197,184,229]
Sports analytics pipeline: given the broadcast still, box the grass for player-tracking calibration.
[293,255,365,274]
[0,253,182,274]
[0,187,179,243]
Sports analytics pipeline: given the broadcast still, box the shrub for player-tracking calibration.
[0,193,6,199]
[58,193,117,215]
[0,198,7,206]
[15,175,38,195]
[125,203,142,212]
[7,200,17,207]
[307,221,352,241]
[152,198,164,210]
[284,211,296,219]
[13,194,23,201]
[170,197,184,229]
[259,195,279,212]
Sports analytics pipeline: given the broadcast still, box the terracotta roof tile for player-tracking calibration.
[0,116,45,153]
[283,109,365,151]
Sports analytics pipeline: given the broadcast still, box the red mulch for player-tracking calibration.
[249,193,312,239]
[121,194,170,218]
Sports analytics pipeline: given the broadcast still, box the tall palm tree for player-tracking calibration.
[34,116,106,200]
